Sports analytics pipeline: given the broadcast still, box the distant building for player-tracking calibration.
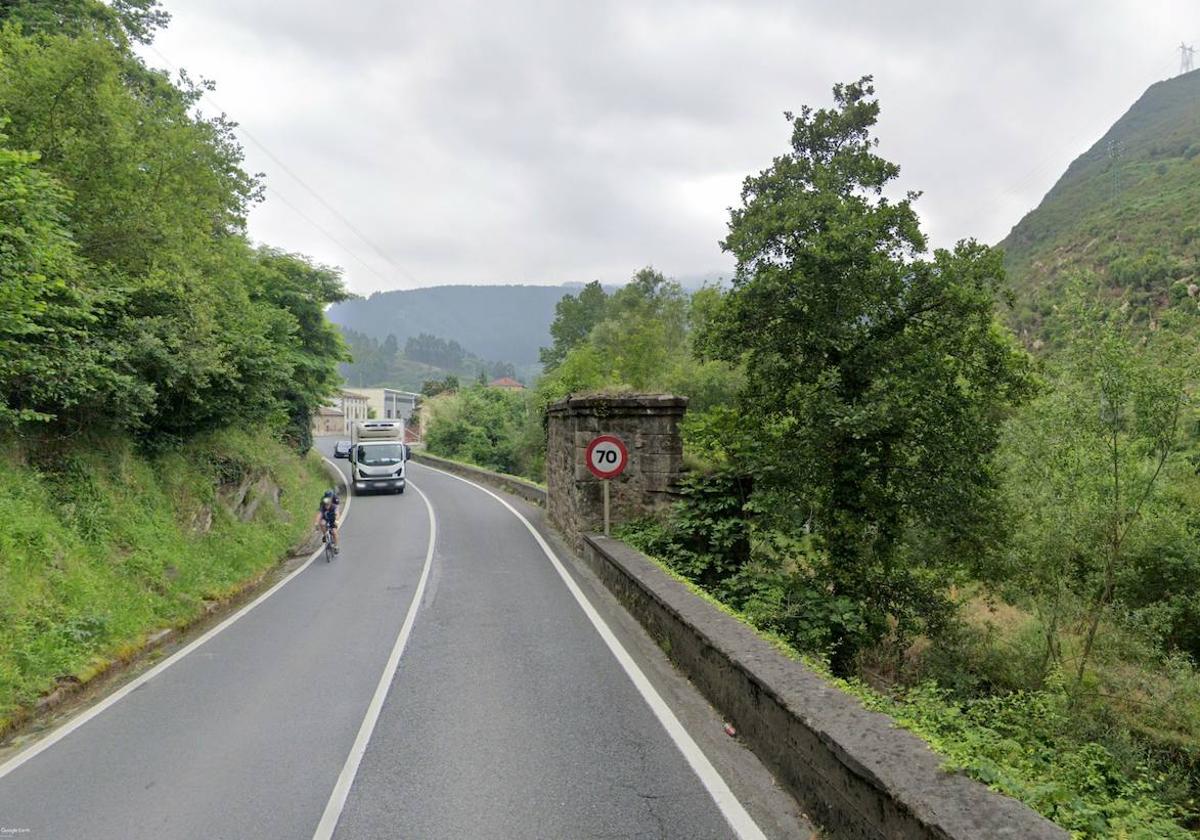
[335,390,369,434]
[312,405,345,436]
[343,388,421,423]
[488,377,525,391]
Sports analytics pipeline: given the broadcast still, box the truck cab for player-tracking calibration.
[349,420,409,495]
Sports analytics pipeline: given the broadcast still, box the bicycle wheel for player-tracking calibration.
[324,534,334,563]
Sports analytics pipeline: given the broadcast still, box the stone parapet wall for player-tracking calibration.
[546,394,687,547]
[409,451,547,506]
[581,534,1069,840]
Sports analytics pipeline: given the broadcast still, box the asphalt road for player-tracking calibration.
[0,439,810,839]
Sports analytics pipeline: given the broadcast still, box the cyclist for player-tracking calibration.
[314,489,340,554]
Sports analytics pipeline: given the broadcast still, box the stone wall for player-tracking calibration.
[581,535,1069,840]
[546,394,687,548]
[410,451,547,506]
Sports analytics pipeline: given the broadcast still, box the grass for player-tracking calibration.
[0,428,330,731]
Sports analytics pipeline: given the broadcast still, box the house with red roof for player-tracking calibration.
[488,377,525,391]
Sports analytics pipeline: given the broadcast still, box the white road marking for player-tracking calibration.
[415,463,768,840]
[311,481,437,840]
[0,455,353,782]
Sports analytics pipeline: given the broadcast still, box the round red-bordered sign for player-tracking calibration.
[585,434,629,479]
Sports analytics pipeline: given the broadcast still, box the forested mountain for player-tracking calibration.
[327,284,571,366]
[338,328,517,391]
[999,68,1200,340]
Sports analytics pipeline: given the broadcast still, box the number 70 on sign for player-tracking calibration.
[586,435,628,479]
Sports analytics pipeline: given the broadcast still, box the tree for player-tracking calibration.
[1002,290,1194,680]
[0,2,348,451]
[539,280,609,369]
[0,141,146,426]
[702,78,1034,672]
[405,333,467,370]
[246,248,350,452]
[423,384,533,476]
[0,0,170,45]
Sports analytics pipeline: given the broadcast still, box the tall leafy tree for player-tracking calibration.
[702,78,1034,672]
[247,248,350,452]
[0,10,348,448]
[0,0,169,45]
[0,140,145,426]
[539,280,609,369]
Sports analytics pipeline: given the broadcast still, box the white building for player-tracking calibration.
[335,390,370,433]
[342,388,420,423]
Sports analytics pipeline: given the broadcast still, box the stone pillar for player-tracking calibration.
[546,394,688,548]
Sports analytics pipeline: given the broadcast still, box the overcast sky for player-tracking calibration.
[141,1,1198,294]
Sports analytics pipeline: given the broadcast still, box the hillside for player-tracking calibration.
[0,430,329,732]
[999,68,1200,339]
[338,328,521,391]
[327,284,572,366]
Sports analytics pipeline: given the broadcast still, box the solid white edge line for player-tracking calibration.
[415,463,767,840]
[311,481,437,840]
[0,455,353,783]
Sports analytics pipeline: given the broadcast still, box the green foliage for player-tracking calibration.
[702,77,1035,672]
[423,385,539,478]
[1001,288,1197,679]
[623,510,1198,836]
[0,140,144,425]
[540,280,610,369]
[536,267,743,412]
[0,0,169,46]
[0,14,347,448]
[853,679,1193,838]
[340,327,518,391]
[421,373,461,397]
[0,429,330,726]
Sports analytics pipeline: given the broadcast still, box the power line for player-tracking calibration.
[145,45,420,288]
[262,185,395,286]
[217,118,421,288]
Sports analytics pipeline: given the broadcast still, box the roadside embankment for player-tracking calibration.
[0,429,333,737]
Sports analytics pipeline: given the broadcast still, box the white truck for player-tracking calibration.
[349,419,409,495]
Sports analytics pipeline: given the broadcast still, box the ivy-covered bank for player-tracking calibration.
[0,430,330,732]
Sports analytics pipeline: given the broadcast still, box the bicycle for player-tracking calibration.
[321,527,339,563]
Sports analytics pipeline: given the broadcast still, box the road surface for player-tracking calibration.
[0,440,810,838]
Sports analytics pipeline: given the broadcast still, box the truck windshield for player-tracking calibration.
[357,444,405,466]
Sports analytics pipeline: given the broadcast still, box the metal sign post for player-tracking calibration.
[585,434,629,537]
[603,479,611,536]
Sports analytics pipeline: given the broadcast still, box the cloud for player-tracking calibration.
[144,0,1200,292]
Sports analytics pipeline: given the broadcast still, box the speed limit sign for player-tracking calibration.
[585,434,628,480]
